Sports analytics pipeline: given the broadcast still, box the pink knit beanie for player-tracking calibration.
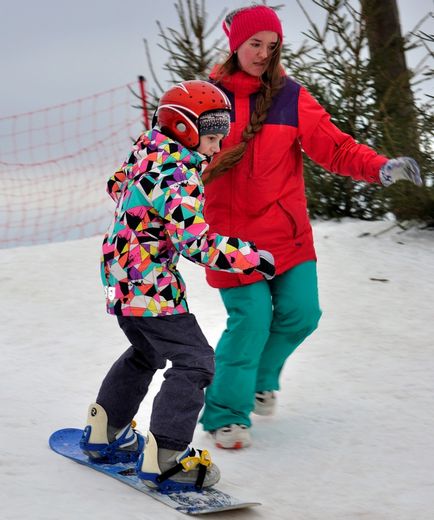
[222,5,283,53]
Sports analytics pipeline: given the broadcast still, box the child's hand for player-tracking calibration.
[256,250,276,280]
[379,157,422,187]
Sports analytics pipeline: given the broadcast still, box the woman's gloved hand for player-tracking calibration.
[379,157,422,187]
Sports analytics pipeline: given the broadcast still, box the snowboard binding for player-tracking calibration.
[137,431,220,492]
[79,403,144,464]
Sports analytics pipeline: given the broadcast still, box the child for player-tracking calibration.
[79,80,275,492]
[199,4,422,449]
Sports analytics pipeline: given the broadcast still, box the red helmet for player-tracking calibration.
[156,80,231,149]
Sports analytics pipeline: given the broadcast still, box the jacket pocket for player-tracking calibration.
[277,197,309,239]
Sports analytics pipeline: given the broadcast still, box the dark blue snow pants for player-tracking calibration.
[96,313,215,451]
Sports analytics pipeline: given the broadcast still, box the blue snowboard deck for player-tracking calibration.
[49,428,261,515]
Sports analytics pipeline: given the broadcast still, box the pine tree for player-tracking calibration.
[142,0,434,223]
[143,0,227,108]
[360,0,434,222]
[282,0,433,222]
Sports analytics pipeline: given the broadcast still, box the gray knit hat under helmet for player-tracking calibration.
[198,110,231,137]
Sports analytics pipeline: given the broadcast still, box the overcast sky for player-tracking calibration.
[1,0,432,117]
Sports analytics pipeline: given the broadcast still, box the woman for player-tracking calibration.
[199,5,421,449]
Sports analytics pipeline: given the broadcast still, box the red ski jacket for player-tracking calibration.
[204,68,388,289]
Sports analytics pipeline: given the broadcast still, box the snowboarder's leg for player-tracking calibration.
[126,313,220,490]
[81,317,166,462]
[200,281,272,434]
[142,313,215,450]
[96,317,167,427]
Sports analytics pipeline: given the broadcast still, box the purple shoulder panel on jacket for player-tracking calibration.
[249,77,301,127]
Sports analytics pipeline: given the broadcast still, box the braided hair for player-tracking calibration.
[203,41,284,185]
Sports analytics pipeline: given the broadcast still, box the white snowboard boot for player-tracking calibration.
[253,391,276,416]
[137,431,220,492]
[211,424,251,449]
[80,403,145,463]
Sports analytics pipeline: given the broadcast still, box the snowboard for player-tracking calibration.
[49,428,261,515]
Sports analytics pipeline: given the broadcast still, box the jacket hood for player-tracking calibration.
[126,128,205,177]
[107,128,205,201]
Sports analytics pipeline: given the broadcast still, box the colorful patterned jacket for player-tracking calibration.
[101,128,260,317]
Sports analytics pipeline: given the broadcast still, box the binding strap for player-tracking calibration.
[155,448,212,490]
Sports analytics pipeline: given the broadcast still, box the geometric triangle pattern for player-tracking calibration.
[101,129,260,317]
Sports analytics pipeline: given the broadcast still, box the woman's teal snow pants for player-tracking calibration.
[200,261,322,431]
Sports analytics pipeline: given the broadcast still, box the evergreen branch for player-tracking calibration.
[143,38,165,94]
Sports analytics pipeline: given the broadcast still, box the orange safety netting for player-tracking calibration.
[0,82,144,248]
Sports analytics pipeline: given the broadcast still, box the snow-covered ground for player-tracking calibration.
[1,219,433,520]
